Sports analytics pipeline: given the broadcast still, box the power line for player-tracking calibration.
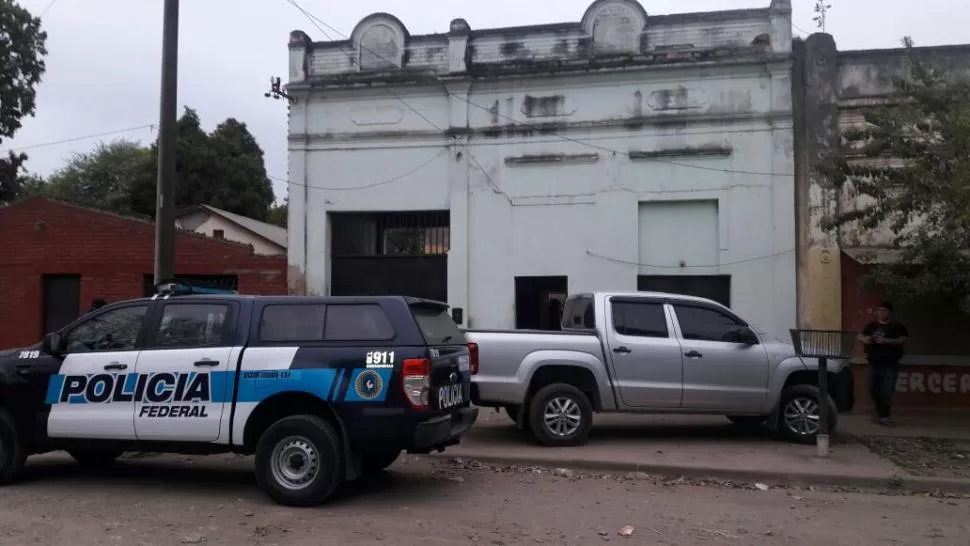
[287,3,796,178]
[0,124,156,153]
[586,248,796,269]
[39,0,59,17]
[268,148,447,191]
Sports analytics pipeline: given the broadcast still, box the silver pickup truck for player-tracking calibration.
[467,292,854,447]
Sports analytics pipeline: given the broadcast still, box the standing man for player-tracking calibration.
[858,302,908,425]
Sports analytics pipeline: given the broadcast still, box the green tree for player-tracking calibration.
[206,118,275,220]
[128,108,276,219]
[826,38,970,311]
[266,197,288,228]
[44,139,154,215]
[0,0,48,203]
[46,108,277,220]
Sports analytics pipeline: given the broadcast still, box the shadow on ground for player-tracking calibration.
[471,411,855,446]
[13,455,463,507]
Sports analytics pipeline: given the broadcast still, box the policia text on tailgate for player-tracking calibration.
[0,285,478,506]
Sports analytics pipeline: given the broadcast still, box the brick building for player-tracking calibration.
[0,198,287,348]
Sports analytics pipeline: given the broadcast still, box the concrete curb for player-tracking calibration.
[424,452,970,495]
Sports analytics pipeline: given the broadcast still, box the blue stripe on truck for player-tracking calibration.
[42,368,382,405]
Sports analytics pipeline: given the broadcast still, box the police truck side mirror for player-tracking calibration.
[43,332,64,356]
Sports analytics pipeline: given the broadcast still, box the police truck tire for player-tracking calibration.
[68,449,125,466]
[528,383,593,447]
[360,450,400,474]
[254,414,343,507]
[0,408,27,485]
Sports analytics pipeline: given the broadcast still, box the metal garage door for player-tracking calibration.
[330,211,449,303]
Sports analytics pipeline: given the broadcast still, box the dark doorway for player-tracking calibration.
[637,275,731,307]
[42,274,81,334]
[515,276,568,330]
[330,211,449,302]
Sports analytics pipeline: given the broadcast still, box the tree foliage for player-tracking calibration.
[826,38,970,311]
[36,108,277,221]
[0,0,47,203]
[266,197,287,228]
[44,140,153,215]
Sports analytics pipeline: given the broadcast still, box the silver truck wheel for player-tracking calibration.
[777,384,837,445]
[544,397,582,437]
[528,383,593,447]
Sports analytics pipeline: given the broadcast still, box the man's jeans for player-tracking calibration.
[867,364,899,419]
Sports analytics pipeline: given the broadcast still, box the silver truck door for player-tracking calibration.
[670,302,770,412]
[603,296,683,408]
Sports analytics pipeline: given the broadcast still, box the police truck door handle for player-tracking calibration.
[104,363,127,371]
[613,346,631,354]
[15,363,32,375]
[684,350,703,358]
[193,360,219,367]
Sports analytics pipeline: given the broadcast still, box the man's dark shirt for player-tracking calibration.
[862,320,909,367]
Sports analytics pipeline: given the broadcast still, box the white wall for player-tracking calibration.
[178,213,284,256]
[287,0,797,338]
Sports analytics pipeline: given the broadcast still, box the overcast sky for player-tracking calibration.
[5,0,969,202]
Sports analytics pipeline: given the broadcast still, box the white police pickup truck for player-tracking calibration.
[0,283,478,506]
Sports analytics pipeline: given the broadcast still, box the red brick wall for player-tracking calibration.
[0,198,286,348]
[841,252,970,408]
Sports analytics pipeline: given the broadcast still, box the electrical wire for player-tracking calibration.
[586,248,796,269]
[39,0,59,18]
[0,124,156,153]
[286,2,797,178]
[268,148,447,191]
[285,0,517,200]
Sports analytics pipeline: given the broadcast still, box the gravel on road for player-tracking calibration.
[857,436,970,478]
[0,452,966,546]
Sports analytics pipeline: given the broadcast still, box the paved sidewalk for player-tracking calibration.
[431,410,970,492]
[841,409,970,441]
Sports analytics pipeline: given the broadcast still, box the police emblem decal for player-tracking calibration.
[354,369,384,401]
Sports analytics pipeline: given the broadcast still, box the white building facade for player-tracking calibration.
[286,0,796,338]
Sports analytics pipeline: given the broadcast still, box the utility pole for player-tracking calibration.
[154,0,179,284]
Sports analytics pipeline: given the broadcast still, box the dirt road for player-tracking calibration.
[0,453,966,546]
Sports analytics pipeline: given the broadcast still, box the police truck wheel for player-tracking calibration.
[528,384,593,447]
[68,449,125,466]
[0,408,27,485]
[360,450,400,474]
[254,414,343,507]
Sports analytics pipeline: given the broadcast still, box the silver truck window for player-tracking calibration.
[611,301,668,338]
[561,296,595,329]
[673,305,745,342]
[261,304,326,342]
